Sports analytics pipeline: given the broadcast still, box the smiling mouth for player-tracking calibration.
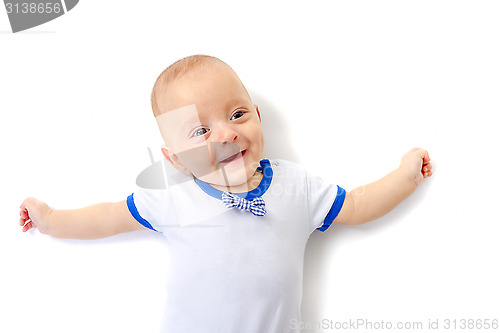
[219,150,246,164]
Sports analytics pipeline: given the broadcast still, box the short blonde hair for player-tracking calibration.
[151,55,230,117]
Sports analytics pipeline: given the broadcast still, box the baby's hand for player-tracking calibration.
[399,148,433,186]
[19,198,53,234]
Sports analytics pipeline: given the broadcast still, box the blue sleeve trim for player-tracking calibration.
[126,194,158,232]
[316,185,346,232]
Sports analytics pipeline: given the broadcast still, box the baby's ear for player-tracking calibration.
[161,146,191,175]
[254,105,261,122]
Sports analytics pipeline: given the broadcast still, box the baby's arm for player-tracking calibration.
[334,148,433,225]
[19,198,147,239]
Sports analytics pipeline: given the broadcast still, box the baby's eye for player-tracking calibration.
[230,110,245,120]
[192,127,209,137]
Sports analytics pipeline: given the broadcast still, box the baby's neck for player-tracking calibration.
[210,170,263,194]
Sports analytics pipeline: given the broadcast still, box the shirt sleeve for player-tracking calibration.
[126,178,221,233]
[126,187,170,233]
[306,171,346,233]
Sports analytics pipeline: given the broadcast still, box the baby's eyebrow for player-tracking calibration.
[225,98,248,110]
[156,104,204,137]
[186,109,206,122]
[182,122,204,136]
[182,112,208,136]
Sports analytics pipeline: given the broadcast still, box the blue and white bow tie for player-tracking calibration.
[222,192,266,216]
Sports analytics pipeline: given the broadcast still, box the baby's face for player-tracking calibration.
[156,63,264,189]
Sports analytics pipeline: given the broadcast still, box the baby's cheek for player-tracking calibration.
[173,142,212,170]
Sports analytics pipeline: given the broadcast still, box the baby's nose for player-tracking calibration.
[213,124,238,143]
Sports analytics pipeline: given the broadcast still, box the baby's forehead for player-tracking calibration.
[158,104,199,123]
[156,66,231,108]
[159,71,247,114]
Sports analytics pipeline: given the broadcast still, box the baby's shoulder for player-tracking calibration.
[268,158,309,180]
[269,158,301,169]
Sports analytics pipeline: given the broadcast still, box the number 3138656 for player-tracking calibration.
[5,2,62,14]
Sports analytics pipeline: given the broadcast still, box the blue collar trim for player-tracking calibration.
[194,159,273,201]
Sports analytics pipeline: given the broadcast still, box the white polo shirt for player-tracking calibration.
[127,159,345,332]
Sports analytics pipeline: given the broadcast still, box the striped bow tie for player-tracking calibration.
[222,192,266,216]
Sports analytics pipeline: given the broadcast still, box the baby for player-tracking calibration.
[19,55,433,332]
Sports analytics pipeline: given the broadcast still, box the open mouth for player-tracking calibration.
[219,150,246,164]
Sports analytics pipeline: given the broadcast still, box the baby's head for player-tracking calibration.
[151,55,265,189]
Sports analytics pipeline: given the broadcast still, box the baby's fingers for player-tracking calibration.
[423,151,431,164]
[19,208,29,220]
[422,162,433,178]
[19,208,30,227]
[21,220,34,232]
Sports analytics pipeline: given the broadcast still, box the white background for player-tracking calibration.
[1,1,499,332]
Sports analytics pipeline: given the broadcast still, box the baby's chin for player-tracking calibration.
[195,165,254,190]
